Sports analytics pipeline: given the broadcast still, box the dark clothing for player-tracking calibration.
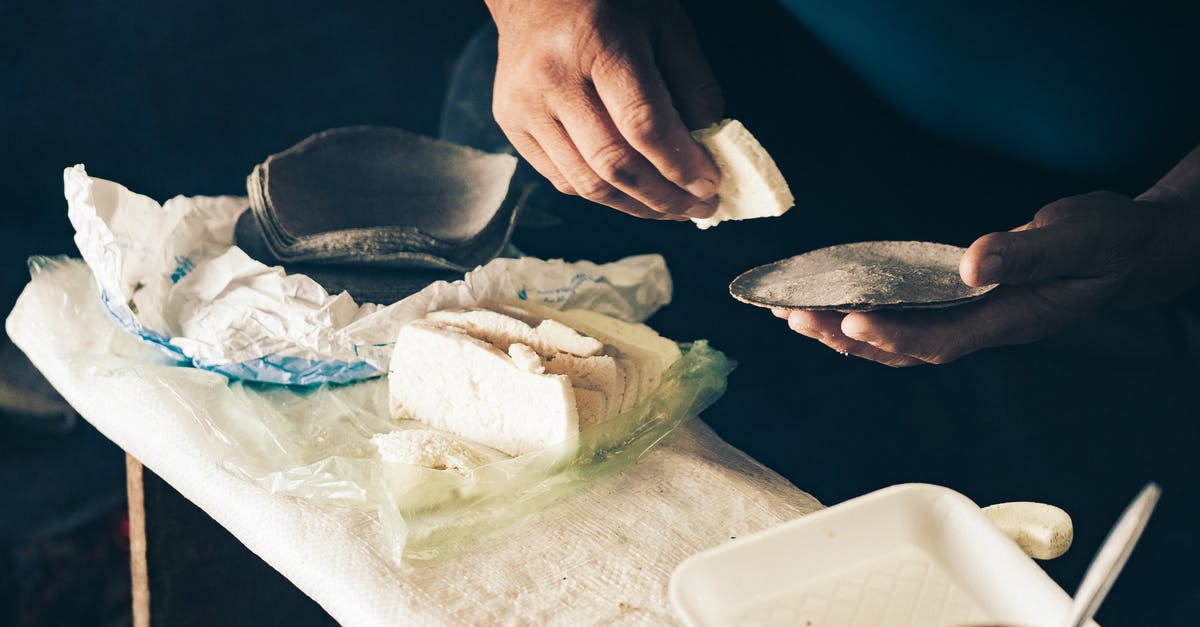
[780,1,1200,175]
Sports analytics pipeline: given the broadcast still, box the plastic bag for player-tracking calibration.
[27,256,734,563]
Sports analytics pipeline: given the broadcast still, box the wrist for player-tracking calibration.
[1144,198,1200,298]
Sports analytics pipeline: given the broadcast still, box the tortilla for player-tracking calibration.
[729,241,997,312]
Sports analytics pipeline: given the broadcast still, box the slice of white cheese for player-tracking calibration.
[690,118,794,230]
[514,303,681,411]
[544,353,625,421]
[426,308,603,357]
[611,349,641,415]
[543,353,624,398]
[554,309,679,412]
[571,388,608,429]
[389,319,578,457]
[551,309,681,372]
[371,428,510,474]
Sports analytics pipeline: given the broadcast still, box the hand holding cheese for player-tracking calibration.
[388,305,681,457]
[486,0,725,220]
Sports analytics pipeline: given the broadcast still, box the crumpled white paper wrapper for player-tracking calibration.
[64,165,672,385]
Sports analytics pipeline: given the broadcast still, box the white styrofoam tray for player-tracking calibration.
[670,483,1095,627]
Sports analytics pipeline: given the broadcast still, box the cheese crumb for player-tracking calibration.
[508,343,544,373]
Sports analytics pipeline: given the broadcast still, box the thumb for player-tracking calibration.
[960,222,1099,286]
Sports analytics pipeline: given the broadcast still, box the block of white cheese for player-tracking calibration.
[388,305,682,457]
[388,319,578,457]
[371,428,509,474]
[690,118,794,229]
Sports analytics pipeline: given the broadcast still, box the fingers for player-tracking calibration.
[780,310,925,367]
[590,37,722,201]
[960,223,1105,286]
[839,286,1080,364]
[841,310,966,364]
[774,284,1083,366]
[554,86,716,218]
[960,192,1142,287]
[654,5,724,130]
[489,3,721,220]
[527,119,686,220]
[506,130,575,195]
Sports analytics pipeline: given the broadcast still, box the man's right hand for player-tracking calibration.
[486,0,724,220]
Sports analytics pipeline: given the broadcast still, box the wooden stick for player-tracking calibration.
[126,454,150,627]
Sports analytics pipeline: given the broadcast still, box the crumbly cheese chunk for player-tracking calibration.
[389,320,578,457]
[690,118,794,229]
[371,428,509,473]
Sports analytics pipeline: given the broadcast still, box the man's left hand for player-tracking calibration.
[773,191,1200,366]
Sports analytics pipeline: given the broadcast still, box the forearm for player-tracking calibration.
[1137,144,1200,298]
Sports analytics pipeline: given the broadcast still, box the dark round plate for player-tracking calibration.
[729,241,997,312]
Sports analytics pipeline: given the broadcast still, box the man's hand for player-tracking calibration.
[486,0,723,220]
[772,191,1200,366]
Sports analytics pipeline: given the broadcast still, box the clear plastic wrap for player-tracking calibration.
[27,256,734,563]
[167,340,732,563]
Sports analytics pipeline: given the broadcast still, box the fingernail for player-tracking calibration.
[685,178,718,200]
[977,253,1003,284]
[841,315,873,341]
[686,202,716,219]
[771,308,789,319]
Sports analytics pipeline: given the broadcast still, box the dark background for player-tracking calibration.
[3,0,1198,625]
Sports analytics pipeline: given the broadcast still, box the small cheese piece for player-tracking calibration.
[372,428,509,474]
[389,320,578,456]
[690,118,794,229]
[426,308,603,357]
[507,343,544,373]
[981,502,1074,560]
